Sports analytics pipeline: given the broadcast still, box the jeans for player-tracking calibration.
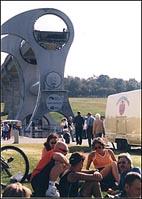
[86,126,93,147]
[75,127,83,145]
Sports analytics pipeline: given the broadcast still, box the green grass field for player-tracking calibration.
[1,142,141,192]
[12,143,141,171]
[1,98,141,192]
[1,98,107,122]
[70,97,107,116]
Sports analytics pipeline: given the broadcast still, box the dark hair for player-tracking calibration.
[2,182,32,197]
[87,112,92,116]
[44,133,59,151]
[125,172,141,186]
[69,152,85,166]
[92,137,105,149]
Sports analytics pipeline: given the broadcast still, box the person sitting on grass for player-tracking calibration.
[58,152,103,198]
[27,133,59,182]
[86,137,120,191]
[107,152,141,195]
[41,133,59,158]
[117,152,141,191]
[113,172,141,199]
[30,141,70,197]
[2,182,32,198]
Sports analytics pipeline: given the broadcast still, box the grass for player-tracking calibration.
[1,142,141,198]
[49,97,107,122]
[1,142,141,191]
[1,98,107,122]
[1,97,141,192]
[69,97,107,116]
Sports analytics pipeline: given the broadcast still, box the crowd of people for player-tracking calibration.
[1,112,141,198]
[60,111,105,147]
[1,134,141,198]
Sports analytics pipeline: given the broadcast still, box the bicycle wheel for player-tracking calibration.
[1,145,29,186]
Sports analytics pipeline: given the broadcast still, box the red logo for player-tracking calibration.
[116,96,129,116]
[119,100,125,115]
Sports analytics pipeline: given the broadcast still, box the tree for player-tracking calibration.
[96,75,110,88]
[64,75,140,97]
[113,78,126,93]
[126,78,140,91]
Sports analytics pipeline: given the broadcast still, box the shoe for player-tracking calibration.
[10,172,23,182]
[45,184,60,197]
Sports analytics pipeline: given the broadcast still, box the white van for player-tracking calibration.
[105,89,141,150]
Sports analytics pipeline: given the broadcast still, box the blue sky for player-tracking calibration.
[1,1,141,81]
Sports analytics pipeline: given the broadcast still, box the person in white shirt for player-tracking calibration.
[86,113,95,147]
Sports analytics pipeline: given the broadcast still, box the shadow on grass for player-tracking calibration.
[69,145,91,153]
[69,145,141,156]
[112,148,141,156]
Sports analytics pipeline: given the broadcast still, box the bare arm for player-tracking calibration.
[53,152,69,165]
[108,149,117,161]
[68,171,102,182]
[81,170,95,174]
[86,152,94,170]
[41,147,47,158]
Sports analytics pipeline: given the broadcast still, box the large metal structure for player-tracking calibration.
[1,8,74,135]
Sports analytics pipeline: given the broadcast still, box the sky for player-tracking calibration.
[1,1,141,81]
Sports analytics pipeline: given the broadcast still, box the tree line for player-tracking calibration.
[64,75,141,97]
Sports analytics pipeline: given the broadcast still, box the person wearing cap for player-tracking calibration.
[73,111,85,145]
[58,152,103,197]
[86,112,95,147]
[30,141,70,197]
[86,137,120,191]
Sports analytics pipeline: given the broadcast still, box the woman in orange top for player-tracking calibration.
[41,133,59,158]
[86,137,120,190]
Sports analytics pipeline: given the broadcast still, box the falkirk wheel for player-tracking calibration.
[1,8,74,135]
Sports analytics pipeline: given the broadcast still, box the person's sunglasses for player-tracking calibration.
[94,146,102,150]
[118,161,127,165]
[50,141,57,145]
[58,148,68,153]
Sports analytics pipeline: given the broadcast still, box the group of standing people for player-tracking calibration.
[71,111,105,147]
[1,122,11,140]
[59,111,105,147]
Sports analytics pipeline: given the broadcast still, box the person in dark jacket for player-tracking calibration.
[73,111,84,145]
